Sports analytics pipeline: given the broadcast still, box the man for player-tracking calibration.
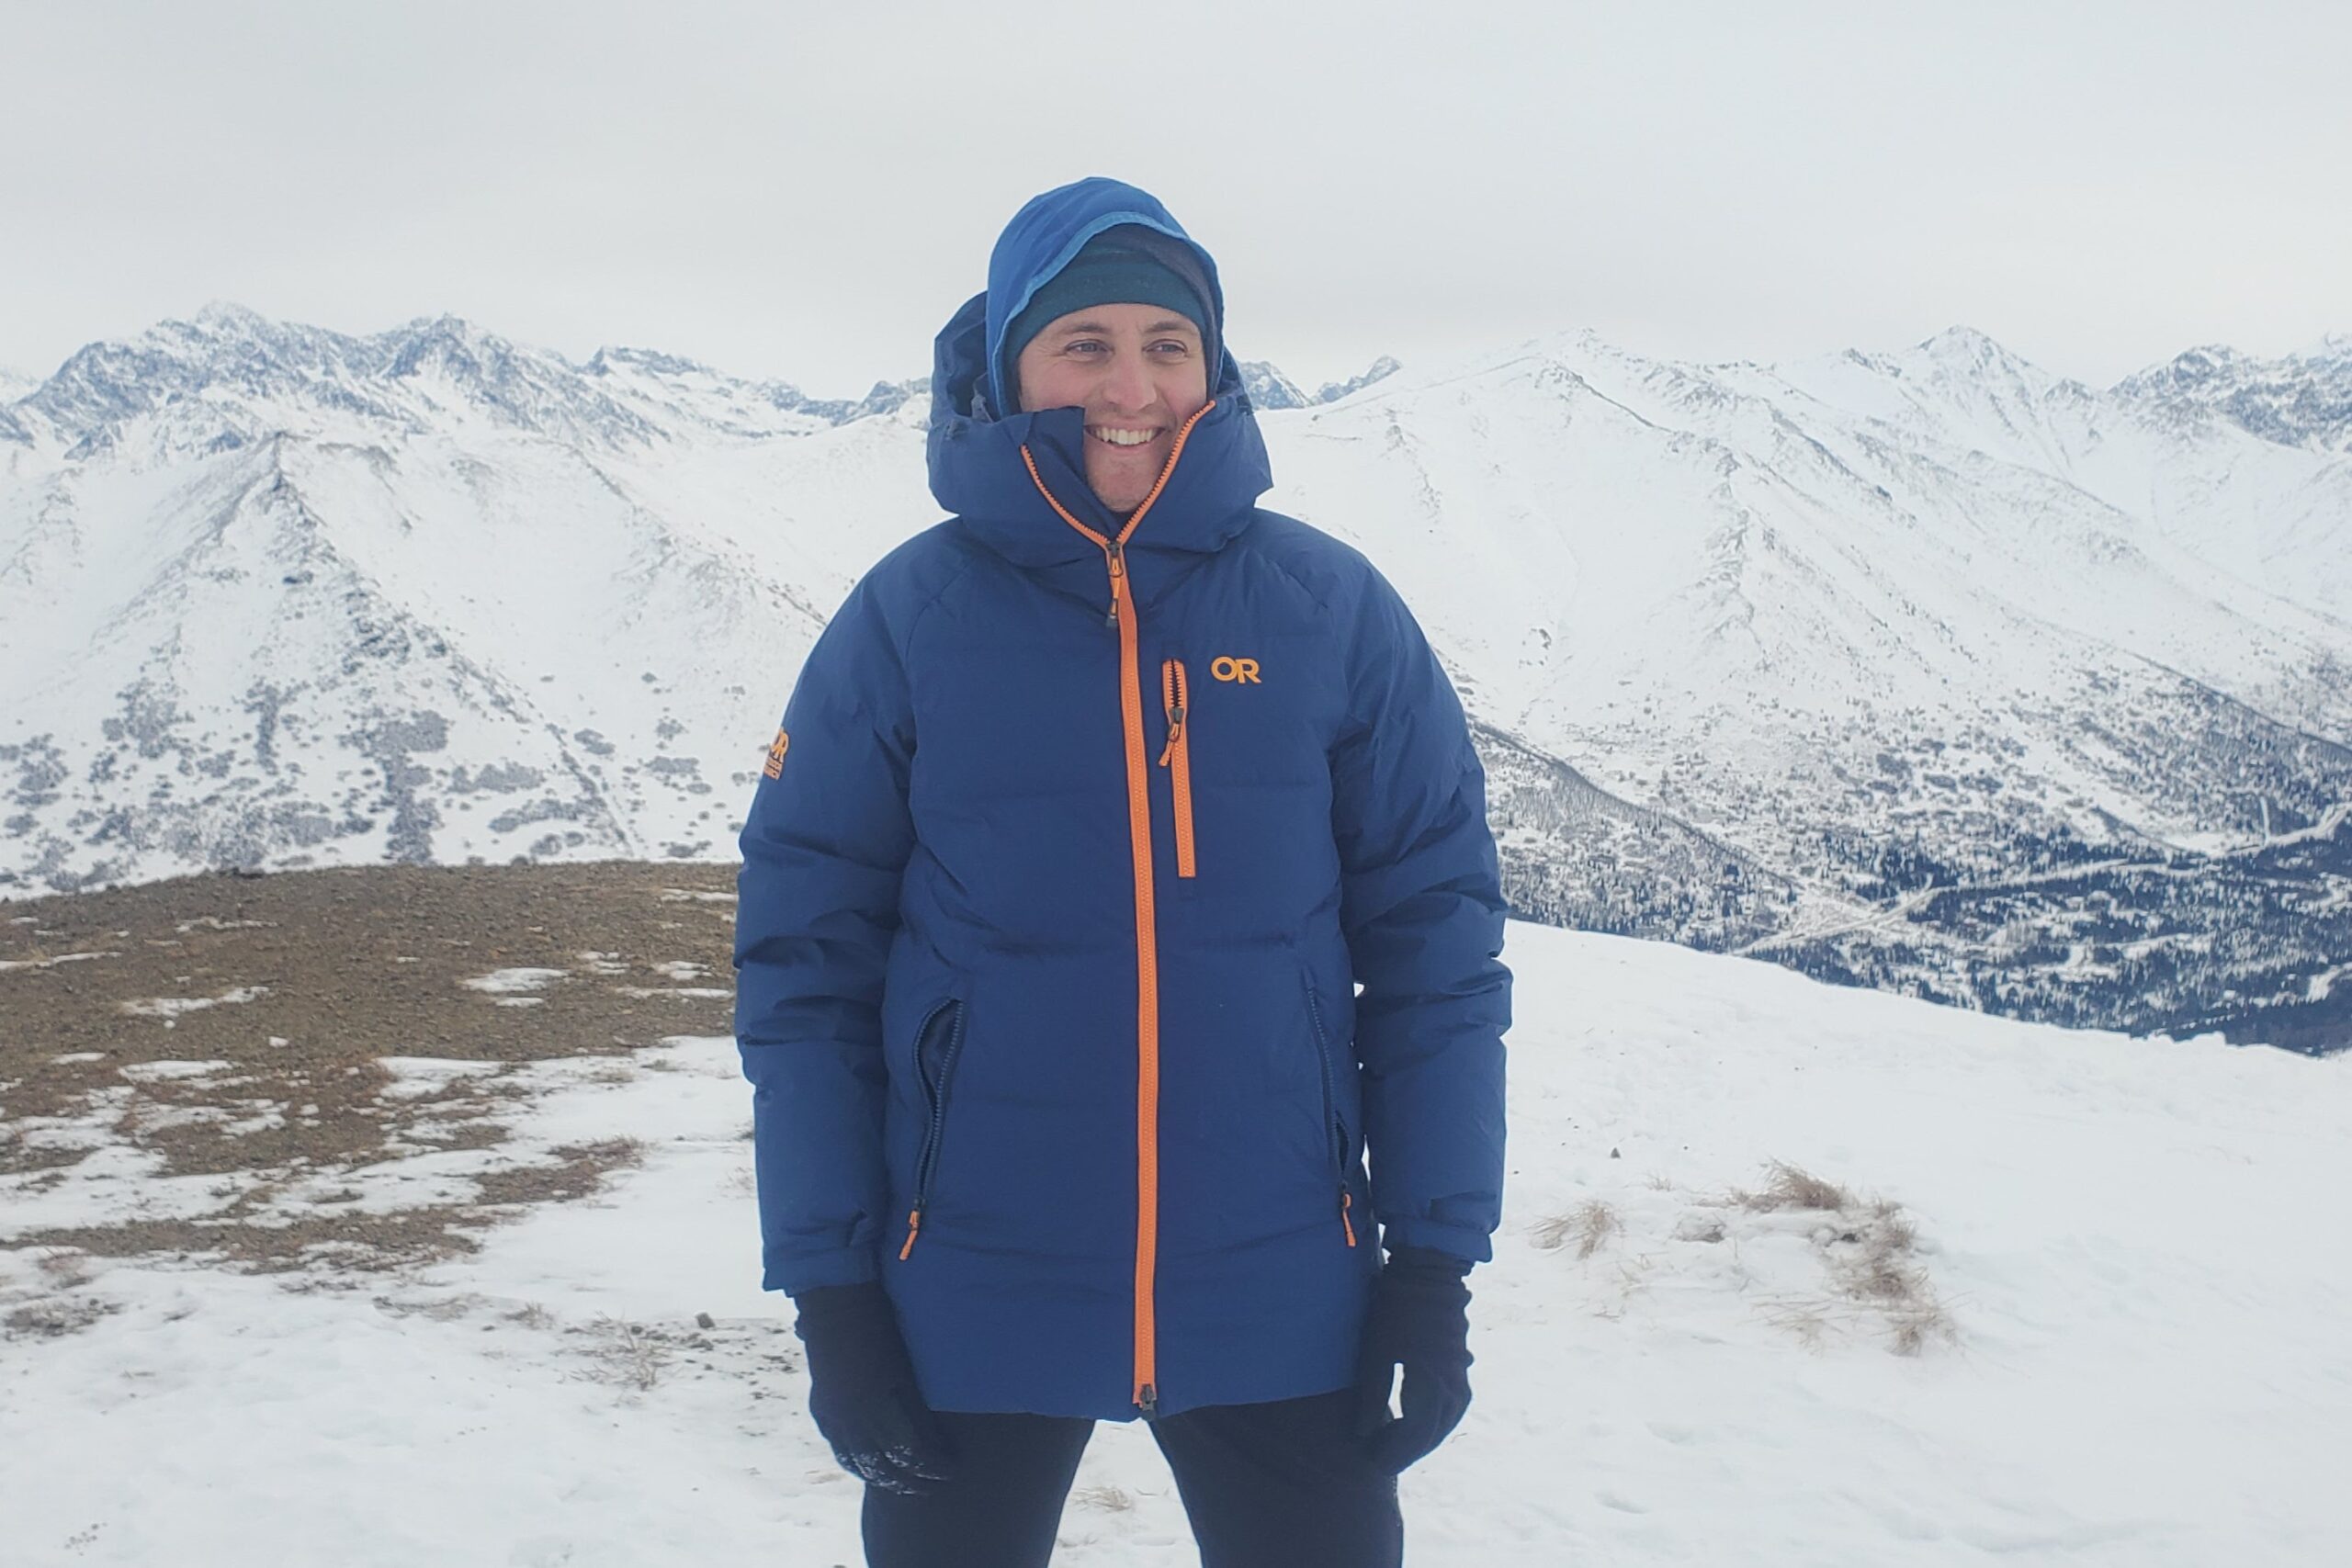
[735,176,1510,1568]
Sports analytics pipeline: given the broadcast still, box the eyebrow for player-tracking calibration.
[1048,317,1199,338]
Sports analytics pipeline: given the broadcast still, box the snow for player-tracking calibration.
[460,966,569,996]
[113,1059,235,1083]
[117,987,268,1023]
[0,951,119,973]
[5,921,2346,1565]
[376,1057,507,1100]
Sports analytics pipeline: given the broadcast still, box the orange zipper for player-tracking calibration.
[1158,660,1195,878]
[1019,400,1215,1417]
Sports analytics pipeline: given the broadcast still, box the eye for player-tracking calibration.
[1064,338,1108,357]
[1148,339,1193,356]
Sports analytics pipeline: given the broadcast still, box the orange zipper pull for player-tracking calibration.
[899,1206,923,1260]
[1158,660,1186,764]
[1340,1190,1358,1247]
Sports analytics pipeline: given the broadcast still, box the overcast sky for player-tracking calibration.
[4,0,2346,395]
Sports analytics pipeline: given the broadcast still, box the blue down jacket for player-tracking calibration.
[735,178,1509,1421]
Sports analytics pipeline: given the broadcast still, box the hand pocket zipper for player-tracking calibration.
[899,996,968,1259]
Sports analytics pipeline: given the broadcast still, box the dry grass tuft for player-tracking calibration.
[1740,1160,1957,1355]
[1572,1200,1623,1258]
[574,1314,669,1391]
[508,1301,558,1331]
[1072,1483,1136,1513]
[32,1247,95,1287]
[3,1293,118,1339]
[369,1292,489,1322]
[1531,1198,1623,1259]
[1822,1212,1956,1355]
[1759,1300,1831,1351]
[1744,1161,1856,1213]
[1887,1300,1960,1357]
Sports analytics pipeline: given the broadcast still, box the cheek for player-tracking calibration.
[1161,365,1211,420]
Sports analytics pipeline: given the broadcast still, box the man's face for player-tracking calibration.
[1014,303,1211,514]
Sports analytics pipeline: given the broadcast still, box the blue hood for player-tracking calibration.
[926,179,1273,604]
[981,176,1224,418]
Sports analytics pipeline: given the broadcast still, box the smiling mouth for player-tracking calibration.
[1087,426,1161,447]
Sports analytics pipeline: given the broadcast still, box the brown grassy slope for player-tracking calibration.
[1,862,740,1268]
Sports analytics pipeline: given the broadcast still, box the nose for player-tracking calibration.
[1102,346,1155,412]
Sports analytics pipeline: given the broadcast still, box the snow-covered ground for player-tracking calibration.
[4,920,2347,1566]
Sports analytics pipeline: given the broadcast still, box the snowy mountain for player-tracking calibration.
[2,308,2346,1049]
[0,368,36,443]
[2115,335,2352,453]
[1239,355,1400,411]
[1272,324,2352,1049]
[1238,360,1311,411]
[0,305,934,886]
[6,303,919,459]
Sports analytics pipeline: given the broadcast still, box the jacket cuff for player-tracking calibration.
[762,1243,882,1295]
[1385,1245,1475,1280]
[1376,1214,1493,1267]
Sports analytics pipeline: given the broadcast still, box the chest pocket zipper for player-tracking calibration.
[1158,659,1196,878]
[899,996,968,1260]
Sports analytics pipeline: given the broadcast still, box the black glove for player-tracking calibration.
[1351,1246,1475,1473]
[791,1280,954,1494]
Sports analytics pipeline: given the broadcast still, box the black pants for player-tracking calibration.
[862,1388,1404,1568]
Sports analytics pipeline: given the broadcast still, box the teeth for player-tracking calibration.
[1089,427,1156,446]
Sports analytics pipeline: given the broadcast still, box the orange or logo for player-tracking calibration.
[1210,656,1261,683]
[763,728,791,778]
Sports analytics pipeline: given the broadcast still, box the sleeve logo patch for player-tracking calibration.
[762,728,791,778]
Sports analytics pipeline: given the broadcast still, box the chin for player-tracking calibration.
[1084,472,1149,514]
[1087,455,1170,514]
